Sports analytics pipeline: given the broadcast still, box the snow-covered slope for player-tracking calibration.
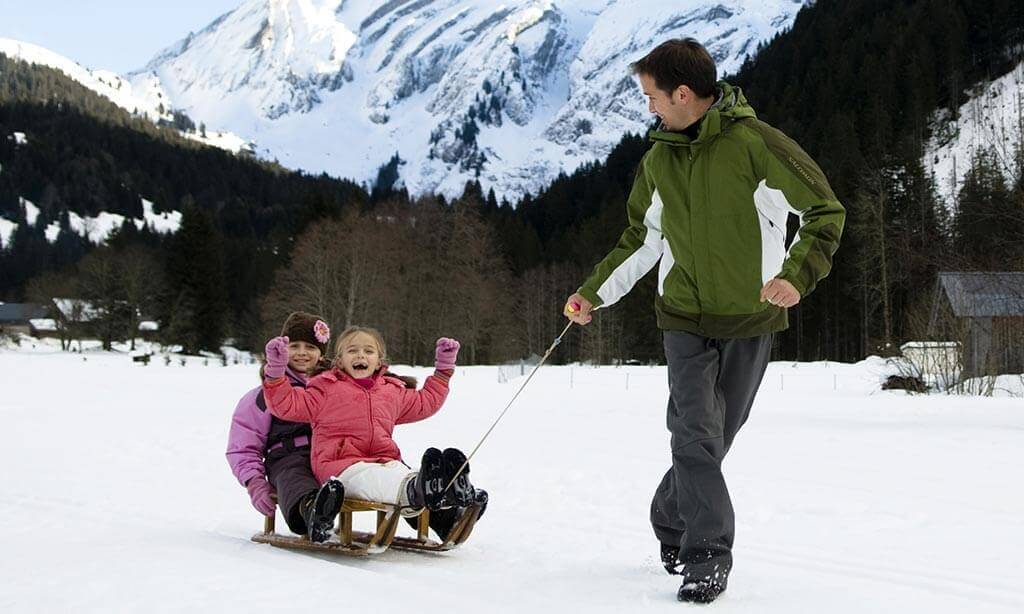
[2,346,1023,612]
[0,196,180,248]
[0,38,250,155]
[925,61,1024,209]
[133,0,808,199]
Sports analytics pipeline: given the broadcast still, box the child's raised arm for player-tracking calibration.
[261,336,325,422]
[397,337,459,424]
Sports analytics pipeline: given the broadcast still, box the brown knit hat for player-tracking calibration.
[280,311,331,355]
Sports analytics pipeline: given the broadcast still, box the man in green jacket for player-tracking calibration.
[563,38,844,603]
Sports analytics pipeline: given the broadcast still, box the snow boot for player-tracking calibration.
[428,489,490,541]
[441,447,475,507]
[661,543,683,575]
[677,579,726,604]
[406,447,446,511]
[303,479,344,543]
[472,488,488,520]
[676,550,730,603]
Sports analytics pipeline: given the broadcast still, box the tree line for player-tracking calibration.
[2,0,1022,366]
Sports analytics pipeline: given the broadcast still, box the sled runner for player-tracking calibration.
[251,497,483,556]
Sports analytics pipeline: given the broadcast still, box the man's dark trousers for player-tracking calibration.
[650,330,772,584]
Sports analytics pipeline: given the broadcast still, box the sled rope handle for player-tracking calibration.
[443,317,577,494]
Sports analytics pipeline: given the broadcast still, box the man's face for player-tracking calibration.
[638,73,689,131]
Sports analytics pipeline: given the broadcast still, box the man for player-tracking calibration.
[563,38,844,603]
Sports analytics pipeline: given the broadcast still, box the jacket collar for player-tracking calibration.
[320,364,391,387]
[648,81,755,147]
[284,366,308,386]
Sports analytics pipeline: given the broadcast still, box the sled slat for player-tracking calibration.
[417,510,430,543]
[252,498,482,556]
[338,511,353,546]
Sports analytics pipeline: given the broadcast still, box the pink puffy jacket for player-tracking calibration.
[262,366,450,483]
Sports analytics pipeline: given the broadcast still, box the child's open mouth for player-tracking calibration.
[352,361,369,373]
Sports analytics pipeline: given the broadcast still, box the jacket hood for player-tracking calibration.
[649,81,755,146]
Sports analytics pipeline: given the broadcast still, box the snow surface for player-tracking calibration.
[0,216,15,248]
[140,198,183,235]
[20,198,39,225]
[1,343,1022,612]
[34,199,181,245]
[0,194,179,247]
[925,60,1024,209]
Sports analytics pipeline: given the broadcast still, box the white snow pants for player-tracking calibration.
[336,461,417,510]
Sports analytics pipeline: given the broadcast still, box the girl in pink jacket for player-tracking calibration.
[262,326,480,543]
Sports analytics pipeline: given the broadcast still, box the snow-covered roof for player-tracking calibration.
[900,341,959,350]
[52,298,103,322]
[138,320,159,331]
[939,272,1024,317]
[29,318,58,331]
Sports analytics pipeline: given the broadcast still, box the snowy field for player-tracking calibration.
[1,342,1023,613]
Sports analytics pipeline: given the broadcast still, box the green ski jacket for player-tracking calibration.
[578,82,845,338]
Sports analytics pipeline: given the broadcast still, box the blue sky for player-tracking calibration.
[0,0,243,73]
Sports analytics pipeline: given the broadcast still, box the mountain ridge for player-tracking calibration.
[130,0,809,199]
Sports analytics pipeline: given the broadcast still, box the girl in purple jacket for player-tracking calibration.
[226,311,330,536]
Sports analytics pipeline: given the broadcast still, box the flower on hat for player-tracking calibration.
[314,319,330,344]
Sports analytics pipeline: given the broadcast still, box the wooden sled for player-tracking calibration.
[251,498,482,556]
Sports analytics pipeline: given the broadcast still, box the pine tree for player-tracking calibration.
[163,204,227,353]
[955,149,1015,269]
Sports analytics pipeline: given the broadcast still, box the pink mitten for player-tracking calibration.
[246,477,276,516]
[264,336,289,379]
[434,337,461,370]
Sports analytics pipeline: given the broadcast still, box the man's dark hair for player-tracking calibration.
[629,38,717,99]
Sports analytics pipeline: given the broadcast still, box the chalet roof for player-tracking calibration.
[0,303,49,323]
[938,272,1024,317]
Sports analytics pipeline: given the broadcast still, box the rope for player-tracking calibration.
[442,319,575,493]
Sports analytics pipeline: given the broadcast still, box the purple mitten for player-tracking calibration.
[246,477,276,516]
[264,335,289,379]
[434,337,461,370]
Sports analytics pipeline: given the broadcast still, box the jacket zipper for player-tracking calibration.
[364,387,373,450]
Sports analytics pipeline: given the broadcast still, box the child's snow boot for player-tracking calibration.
[441,447,475,507]
[472,488,488,519]
[406,447,446,511]
[303,479,344,543]
[423,489,489,541]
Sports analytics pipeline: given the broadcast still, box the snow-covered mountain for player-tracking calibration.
[925,60,1024,210]
[0,38,250,155]
[131,0,808,200]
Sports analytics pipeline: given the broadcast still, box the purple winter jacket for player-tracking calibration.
[226,366,311,486]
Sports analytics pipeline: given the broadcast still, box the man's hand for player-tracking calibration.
[760,278,800,309]
[563,293,594,325]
